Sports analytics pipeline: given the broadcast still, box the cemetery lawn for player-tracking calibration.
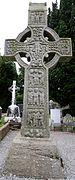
[0,117,5,128]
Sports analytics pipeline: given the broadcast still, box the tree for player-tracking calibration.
[16,67,24,104]
[48,0,75,115]
[47,0,59,32]
[69,4,75,56]
[60,0,72,24]
[49,62,75,115]
[0,56,18,112]
[58,20,68,37]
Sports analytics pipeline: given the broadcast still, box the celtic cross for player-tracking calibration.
[5,3,72,138]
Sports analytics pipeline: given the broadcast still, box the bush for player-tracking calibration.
[0,117,5,128]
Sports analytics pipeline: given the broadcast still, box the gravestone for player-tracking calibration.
[8,80,20,118]
[49,100,61,128]
[8,80,19,106]
[51,109,61,128]
[5,81,21,123]
[5,3,72,138]
[3,3,72,178]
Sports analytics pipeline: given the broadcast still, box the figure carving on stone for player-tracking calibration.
[36,111,44,127]
[39,89,44,105]
[27,110,44,128]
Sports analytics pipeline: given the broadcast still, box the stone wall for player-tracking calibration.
[0,122,10,141]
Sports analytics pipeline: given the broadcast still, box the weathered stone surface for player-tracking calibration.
[0,122,10,141]
[4,3,72,138]
[3,132,64,179]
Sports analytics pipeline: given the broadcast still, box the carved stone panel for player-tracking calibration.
[32,27,43,41]
[29,11,46,25]
[28,3,47,26]
[28,68,45,86]
[27,109,45,128]
[27,88,45,106]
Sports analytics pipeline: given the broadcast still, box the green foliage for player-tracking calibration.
[0,56,18,112]
[49,62,75,115]
[47,0,59,31]
[69,5,75,56]
[16,67,24,104]
[60,0,72,23]
[58,20,68,37]
[0,116,5,128]
[16,92,23,104]
[17,67,24,87]
[48,0,75,115]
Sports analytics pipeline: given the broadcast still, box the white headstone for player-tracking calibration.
[51,109,61,127]
[9,80,19,105]
[5,81,21,123]
[12,80,16,105]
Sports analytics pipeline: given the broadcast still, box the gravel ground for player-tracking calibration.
[0,130,18,171]
[0,130,27,180]
[0,130,75,180]
[51,131,75,180]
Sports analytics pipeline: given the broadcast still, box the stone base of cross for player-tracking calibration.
[4,3,72,138]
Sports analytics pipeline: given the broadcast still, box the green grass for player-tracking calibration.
[0,117,5,128]
[71,126,75,133]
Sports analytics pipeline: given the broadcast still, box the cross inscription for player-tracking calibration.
[5,3,72,138]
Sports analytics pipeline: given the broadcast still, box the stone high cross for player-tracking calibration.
[5,3,72,138]
[9,80,19,105]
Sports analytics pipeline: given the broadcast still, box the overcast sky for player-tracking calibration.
[0,0,60,55]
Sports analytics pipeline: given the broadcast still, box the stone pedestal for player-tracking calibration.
[3,132,64,179]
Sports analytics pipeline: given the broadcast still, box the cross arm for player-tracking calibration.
[4,39,32,68]
[45,38,72,57]
[4,39,29,56]
[44,38,72,69]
